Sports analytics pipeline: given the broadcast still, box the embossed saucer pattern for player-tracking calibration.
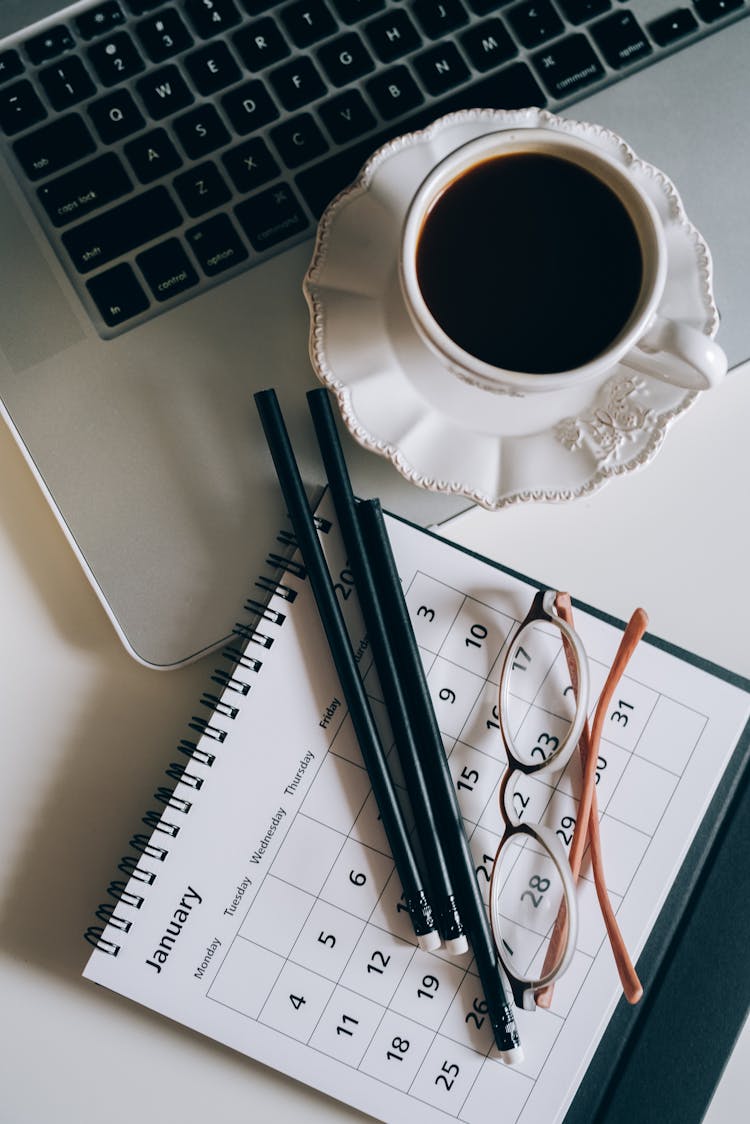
[303,108,720,509]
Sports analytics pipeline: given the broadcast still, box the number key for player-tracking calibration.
[0,80,47,136]
[87,31,146,85]
[184,0,243,38]
[136,10,194,61]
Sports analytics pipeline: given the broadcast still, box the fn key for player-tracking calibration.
[86,263,149,328]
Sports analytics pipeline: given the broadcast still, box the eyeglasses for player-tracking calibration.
[488,589,646,1011]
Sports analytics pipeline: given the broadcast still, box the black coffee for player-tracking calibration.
[415,153,644,375]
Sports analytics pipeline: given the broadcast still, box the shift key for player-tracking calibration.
[62,186,182,273]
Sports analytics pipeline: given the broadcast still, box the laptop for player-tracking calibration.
[1,0,748,669]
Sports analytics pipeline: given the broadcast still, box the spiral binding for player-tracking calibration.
[83,525,316,956]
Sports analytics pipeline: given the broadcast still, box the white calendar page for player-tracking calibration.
[84,497,750,1124]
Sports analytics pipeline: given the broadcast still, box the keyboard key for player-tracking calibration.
[124,127,183,181]
[365,64,424,118]
[317,32,375,87]
[318,88,376,143]
[648,8,699,44]
[0,50,25,86]
[0,80,47,136]
[221,136,281,191]
[221,80,280,133]
[235,182,309,250]
[556,0,610,23]
[173,160,231,216]
[186,213,250,275]
[184,0,242,37]
[364,11,422,62]
[280,0,338,46]
[88,32,146,85]
[413,42,471,95]
[38,58,97,111]
[86,262,149,326]
[37,152,132,227]
[76,3,127,38]
[62,186,182,272]
[694,0,744,20]
[269,57,327,110]
[460,18,517,70]
[136,237,199,300]
[136,9,194,61]
[506,0,564,46]
[136,64,195,118]
[411,0,470,39]
[270,112,329,167]
[87,89,146,142]
[25,25,75,65]
[590,12,652,68]
[173,104,231,157]
[531,33,604,96]
[233,19,291,70]
[184,41,242,94]
[331,0,385,21]
[13,113,95,179]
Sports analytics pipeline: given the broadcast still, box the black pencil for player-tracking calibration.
[254,389,439,950]
[306,387,467,954]
[357,498,523,1061]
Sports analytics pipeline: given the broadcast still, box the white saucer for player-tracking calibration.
[303,108,720,509]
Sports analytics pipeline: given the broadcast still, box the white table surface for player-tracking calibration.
[0,361,748,1124]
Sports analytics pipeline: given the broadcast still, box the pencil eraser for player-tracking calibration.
[444,934,470,956]
[499,1045,524,1066]
[417,930,442,952]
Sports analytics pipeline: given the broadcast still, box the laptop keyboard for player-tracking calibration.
[0,0,746,337]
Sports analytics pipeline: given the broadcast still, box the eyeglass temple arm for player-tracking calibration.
[535,595,648,1008]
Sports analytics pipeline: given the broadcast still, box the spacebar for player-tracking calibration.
[295,63,547,218]
[61,186,182,274]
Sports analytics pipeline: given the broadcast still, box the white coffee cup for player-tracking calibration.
[399,129,727,396]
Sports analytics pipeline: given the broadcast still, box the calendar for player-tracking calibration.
[84,497,750,1124]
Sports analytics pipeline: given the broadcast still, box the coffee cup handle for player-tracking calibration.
[623,314,727,390]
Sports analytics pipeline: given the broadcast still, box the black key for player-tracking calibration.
[0,80,47,136]
[87,32,146,86]
[86,262,150,327]
[331,0,385,21]
[221,80,280,133]
[124,127,183,182]
[556,0,610,23]
[173,104,231,158]
[136,237,199,300]
[364,11,422,62]
[38,58,97,111]
[76,3,127,38]
[269,58,326,111]
[173,160,231,216]
[366,65,424,118]
[590,12,652,68]
[235,183,309,250]
[298,62,545,217]
[318,88,376,143]
[411,0,470,39]
[38,152,132,227]
[0,50,24,86]
[270,112,329,167]
[460,18,517,70]
[186,213,250,275]
[280,0,338,47]
[531,33,604,96]
[221,136,280,191]
[233,20,290,71]
[62,186,182,272]
[13,113,95,179]
[25,25,75,65]
[87,89,146,142]
[184,0,242,37]
[648,8,699,45]
[136,65,195,118]
[694,0,743,20]
[136,10,194,61]
[506,0,564,47]
[413,42,470,95]
[184,42,242,94]
[317,33,375,87]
